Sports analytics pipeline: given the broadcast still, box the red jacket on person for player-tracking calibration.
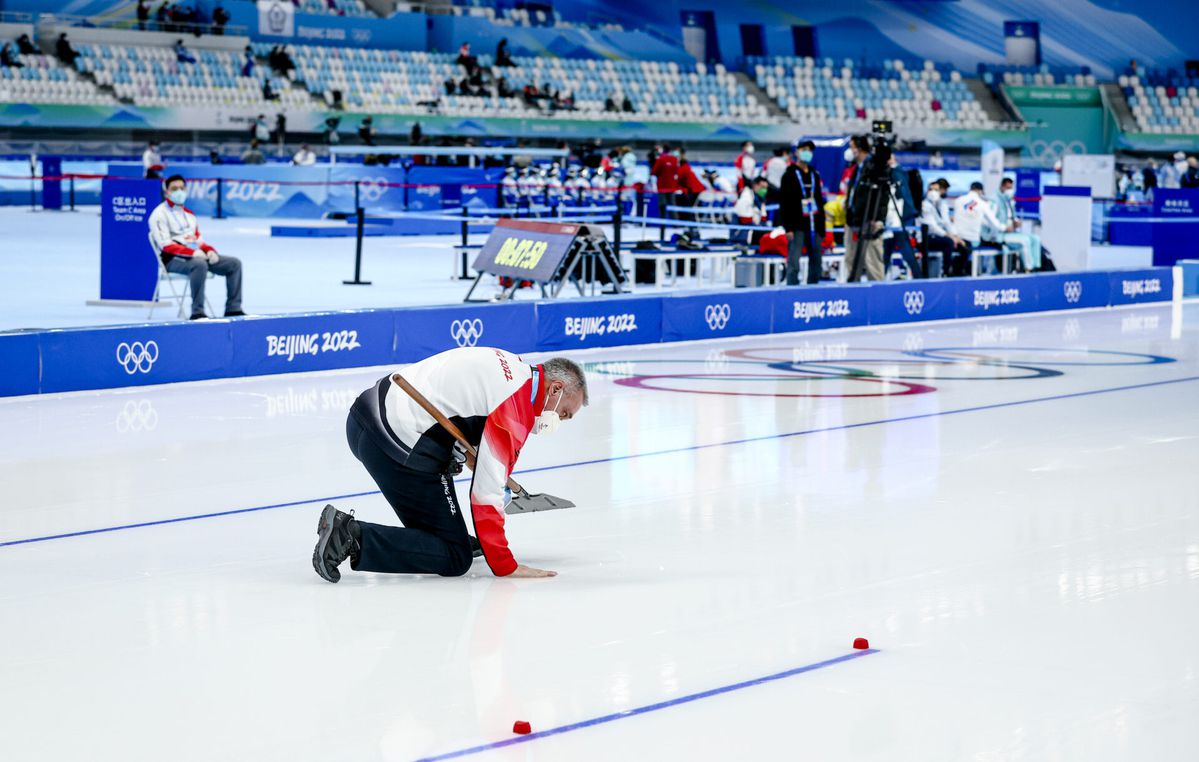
[651,153,680,193]
[678,162,706,195]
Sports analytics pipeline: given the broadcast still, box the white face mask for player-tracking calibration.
[168,189,187,205]
[1003,188,1015,198]
[927,190,941,202]
[532,388,563,436]
[744,145,755,155]
[843,147,855,163]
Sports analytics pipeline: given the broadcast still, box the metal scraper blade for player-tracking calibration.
[505,492,576,514]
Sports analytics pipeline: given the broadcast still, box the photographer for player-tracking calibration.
[846,135,889,282]
[779,140,827,285]
[881,153,924,279]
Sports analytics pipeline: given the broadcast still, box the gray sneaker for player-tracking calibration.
[312,504,360,583]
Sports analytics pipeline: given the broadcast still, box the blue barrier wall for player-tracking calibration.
[0,268,1177,398]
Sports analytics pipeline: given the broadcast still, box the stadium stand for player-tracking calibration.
[271,42,770,121]
[75,43,313,110]
[978,64,1098,88]
[748,56,996,129]
[1120,69,1199,135]
[0,46,118,106]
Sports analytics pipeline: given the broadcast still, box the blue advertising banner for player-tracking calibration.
[39,322,233,394]
[1108,268,1173,306]
[771,284,870,333]
[394,303,538,362]
[0,333,40,397]
[661,290,773,342]
[230,311,397,377]
[537,296,663,350]
[1152,188,1199,217]
[99,179,163,302]
[472,219,583,283]
[955,276,1039,318]
[1033,272,1110,312]
[327,167,407,216]
[868,281,957,324]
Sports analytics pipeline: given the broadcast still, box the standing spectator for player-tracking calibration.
[456,42,478,78]
[778,140,827,285]
[732,176,768,249]
[953,182,1003,273]
[358,116,376,146]
[143,140,165,179]
[619,145,637,176]
[324,116,341,145]
[881,153,921,279]
[241,46,255,77]
[241,140,266,165]
[55,34,78,67]
[1160,151,1186,189]
[921,179,969,276]
[1182,156,1199,189]
[495,38,514,67]
[173,39,195,65]
[15,34,37,56]
[137,0,151,30]
[763,146,788,197]
[1,42,23,69]
[841,134,875,281]
[250,114,270,143]
[156,2,170,32]
[292,143,317,166]
[734,140,756,192]
[410,121,423,146]
[650,144,680,221]
[212,4,230,35]
[274,113,287,152]
[676,151,707,248]
[149,175,245,320]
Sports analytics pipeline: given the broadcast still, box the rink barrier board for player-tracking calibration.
[0,268,1177,397]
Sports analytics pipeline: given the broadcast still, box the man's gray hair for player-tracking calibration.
[543,357,589,406]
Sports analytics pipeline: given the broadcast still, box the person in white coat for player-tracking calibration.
[921,178,970,276]
[148,175,245,319]
[953,182,1004,274]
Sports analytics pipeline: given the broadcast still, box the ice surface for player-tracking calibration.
[1,303,1197,761]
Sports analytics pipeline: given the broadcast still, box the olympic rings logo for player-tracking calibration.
[1028,139,1086,165]
[356,177,391,203]
[450,318,484,347]
[1063,281,1082,303]
[902,291,925,315]
[704,304,731,331]
[115,340,159,374]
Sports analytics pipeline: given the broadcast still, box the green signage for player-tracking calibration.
[1005,85,1101,107]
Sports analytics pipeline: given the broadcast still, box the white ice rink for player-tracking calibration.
[2,302,1198,761]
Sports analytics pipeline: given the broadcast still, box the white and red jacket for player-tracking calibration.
[148,199,216,263]
[350,347,545,577]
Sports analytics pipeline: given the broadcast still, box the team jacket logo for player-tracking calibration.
[704,304,731,330]
[1063,281,1082,303]
[116,340,159,374]
[451,318,484,347]
[902,291,925,315]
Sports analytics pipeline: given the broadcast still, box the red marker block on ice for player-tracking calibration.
[853,637,870,650]
[512,721,532,735]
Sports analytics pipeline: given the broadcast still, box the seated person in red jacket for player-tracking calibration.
[148,175,245,319]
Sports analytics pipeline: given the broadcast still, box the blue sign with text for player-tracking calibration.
[537,296,662,350]
[955,276,1038,318]
[1033,272,1110,312]
[772,284,870,333]
[100,179,164,302]
[230,311,397,376]
[868,281,957,324]
[1108,268,1173,305]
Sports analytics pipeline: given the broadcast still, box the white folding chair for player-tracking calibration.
[147,232,214,320]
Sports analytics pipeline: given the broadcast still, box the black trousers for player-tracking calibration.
[346,415,474,577]
[884,234,925,279]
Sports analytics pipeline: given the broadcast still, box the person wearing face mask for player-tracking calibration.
[921,178,970,277]
[779,139,827,284]
[841,134,883,281]
[148,175,245,319]
[732,176,769,249]
[987,176,1042,271]
[734,140,756,193]
[317,351,590,582]
[1160,151,1187,189]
